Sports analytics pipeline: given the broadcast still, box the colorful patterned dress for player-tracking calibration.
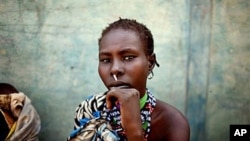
[67,89,156,141]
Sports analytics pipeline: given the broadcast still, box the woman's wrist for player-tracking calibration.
[126,127,144,141]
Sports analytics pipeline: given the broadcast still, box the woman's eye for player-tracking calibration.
[100,58,110,63]
[124,56,135,61]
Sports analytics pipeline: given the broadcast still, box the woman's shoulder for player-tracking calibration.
[150,99,190,141]
[78,92,106,106]
[154,99,189,127]
[75,92,107,118]
[155,99,185,117]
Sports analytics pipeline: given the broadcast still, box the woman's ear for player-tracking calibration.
[148,53,156,71]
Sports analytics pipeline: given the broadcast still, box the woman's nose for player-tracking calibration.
[110,59,124,76]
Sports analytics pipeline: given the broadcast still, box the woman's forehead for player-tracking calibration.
[99,29,147,53]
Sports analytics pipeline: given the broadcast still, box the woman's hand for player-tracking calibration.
[106,87,144,141]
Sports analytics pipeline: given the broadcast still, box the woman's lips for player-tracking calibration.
[108,81,131,89]
[115,85,130,89]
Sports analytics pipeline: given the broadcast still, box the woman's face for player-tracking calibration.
[98,29,151,96]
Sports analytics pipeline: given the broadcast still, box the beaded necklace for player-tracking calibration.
[103,89,156,140]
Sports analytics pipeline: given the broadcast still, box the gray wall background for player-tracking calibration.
[0,0,249,141]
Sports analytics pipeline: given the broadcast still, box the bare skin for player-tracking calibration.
[149,100,190,141]
[98,28,190,141]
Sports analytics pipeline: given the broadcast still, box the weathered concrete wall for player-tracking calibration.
[0,0,249,141]
[206,0,250,140]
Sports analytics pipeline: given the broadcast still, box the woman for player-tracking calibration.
[68,18,190,141]
[0,83,41,141]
